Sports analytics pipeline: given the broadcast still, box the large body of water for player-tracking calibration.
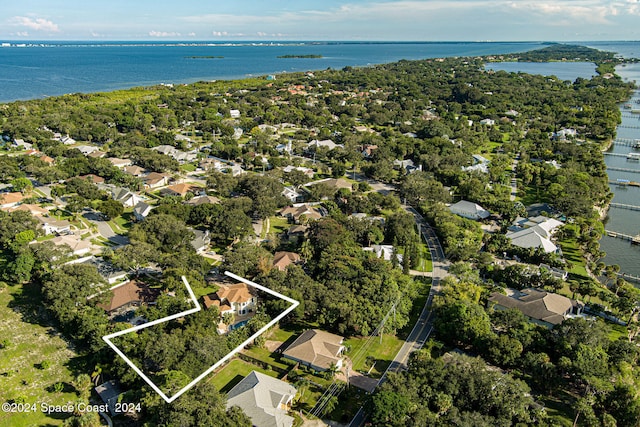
[1,39,639,274]
[0,41,544,103]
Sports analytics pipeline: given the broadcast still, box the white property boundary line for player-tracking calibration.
[102,271,299,403]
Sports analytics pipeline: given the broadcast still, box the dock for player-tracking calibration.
[607,166,640,174]
[617,273,640,285]
[612,138,640,148]
[604,229,640,244]
[608,180,640,187]
[609,203,640,211]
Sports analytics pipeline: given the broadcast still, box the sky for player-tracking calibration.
[2,0,640,41]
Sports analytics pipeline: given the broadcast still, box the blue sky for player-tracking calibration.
[2,0,639,41]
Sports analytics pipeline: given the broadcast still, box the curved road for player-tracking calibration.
[348,175,449,427]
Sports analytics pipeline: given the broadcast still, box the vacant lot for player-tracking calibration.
[0,284,80,427]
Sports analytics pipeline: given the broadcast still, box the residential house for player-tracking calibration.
[37,216,71,235]
[100,281,160,315]
[275,140,293,155]
[363,245,403,264]
[393,159,421,174]
[152,145,197,163]
[278,204,326,224]
[190,229,210,254]
[226,371,297,427]
[283,165,315,178]
[282,187,305,203]
[307,139,342,151]
[360,144,378,158]
[95,381,123,416]
[489,288,583,328]
[463,154,490,174]
[133,201,153,222]
[186,195,221,206]
[506,216,564,254]
[51,235,92,256]
[40,155,55,164]
[112,188,142,208]
[480,118,495,126]
[272,251,301,271]
[79,174,105,184]
[88,150,107,159]
[0,192,24,209]
[230,109,241,119]
[75,145,100,156]
[142,172,171,189]
[107,157,133,169]
[7,203,49,216]
[60,135,76,145]
[12,139,33,150]
[539,264,568,280]
[160,183,200,198]
[123,165,147,177]
[199,158,226,172]
[552,128,577,140]
[203,281,257,333]
[282,329,345,371]
[77,257,127,284]
[506,228,559,254]
[449,200,490,220]
[228,163,246,177]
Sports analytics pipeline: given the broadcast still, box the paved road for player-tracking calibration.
[82,211,129,247]
[347,172,450,427]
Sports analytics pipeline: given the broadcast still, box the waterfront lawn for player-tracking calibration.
[557,236,590,279]
[0,284,80,427]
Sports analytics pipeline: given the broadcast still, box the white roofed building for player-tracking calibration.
[449,200,490,220]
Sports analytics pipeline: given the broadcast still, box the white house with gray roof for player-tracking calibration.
[226,371,297,427]
[449,200,490,220]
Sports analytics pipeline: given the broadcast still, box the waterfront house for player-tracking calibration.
[226,371,297,427]
[489,288,583,328]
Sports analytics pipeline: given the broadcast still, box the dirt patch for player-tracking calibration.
[264,340,283,352]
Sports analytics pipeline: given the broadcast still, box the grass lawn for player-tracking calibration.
[179,163,197,172]
[0,284,82,427]
[345,334,404,377]
[242,346,290,371]
[268,216,290,235]
[556,237,589,279]
[209,359,279,393]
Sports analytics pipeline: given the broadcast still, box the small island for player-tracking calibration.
[277,54,323,59]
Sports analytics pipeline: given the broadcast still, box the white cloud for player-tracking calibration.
[16,31,29,37]
[257,31,267,37]
[9,16,59,32]
[149,31,181,37]
[187,32,196,37]
[212,31,228,37]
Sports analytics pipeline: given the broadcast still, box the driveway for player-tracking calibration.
[83,211,129,247]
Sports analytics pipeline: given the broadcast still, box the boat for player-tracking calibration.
[624,103,632,109]
[627,152,640,161]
